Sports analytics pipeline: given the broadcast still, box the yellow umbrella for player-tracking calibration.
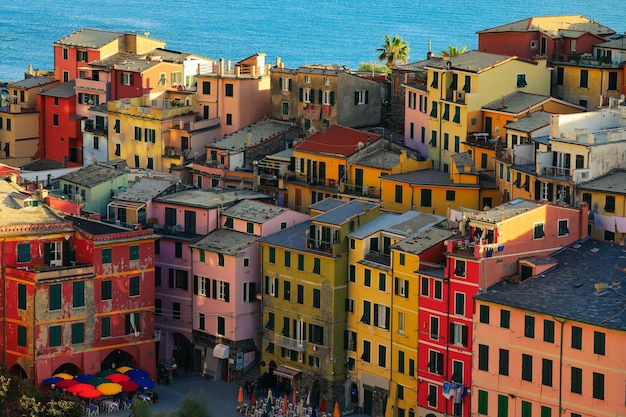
[116,366,133,374]
[333,402,340,417]
[97,382,122,396]
[53,373,75,380]
[238,386,244,403]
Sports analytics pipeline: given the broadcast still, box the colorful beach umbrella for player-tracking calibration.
[132,377,155,390]
[105,373,130,383]
[282,395,289,415]
[67,383,94,395]
[119,380,139,393]
[75,374,95,383]
[312,403,317,417]
[334,402,340,417]
[53,373,74,380]
[79,388,102,399]
[43,377,63,385]
[86,377,108,387]
[96,369,120,377]
[117,366,133,374]
[320,397,326,413]
[126,369,149,379]
[250,391,257,407]
[55,379,78,389]
[98,382,122,396]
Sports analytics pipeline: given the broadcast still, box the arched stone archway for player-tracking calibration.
[9,364,27,379]
[101,349,136,371]
[172,332,193,373]
[53,362,81,376]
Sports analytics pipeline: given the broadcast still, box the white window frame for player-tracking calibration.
[304,75,310,83]
[557,219,569,237]
[375,304,389,329]
[451,322,466,347]
[530,40,538,50]
[243,282,254,303]
[267,276,277,297]
[571,39,576,52]
[322,90,331,105]
[430,315,439,340]
[356,90,366,105]
[303,88,312,103]
[408,91,417,109]
[540,182,549,201]
[398,312,405,334]
[216,280,227,301]
[516,73,527,88]
[346,298,354,313]
[397,278,407,297]
[199,276,210,297]
[324,77,330,86]
[455,292,466,316]
[281,78,290,92]
[533,222,545,240]
[121,73,132,86]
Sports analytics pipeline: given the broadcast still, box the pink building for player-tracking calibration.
[473,238,625,417]
[190,199,308,380]
[416,199,588,417]
[151,188,268,369]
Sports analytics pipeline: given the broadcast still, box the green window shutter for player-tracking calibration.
[73,281,85,307]
[49,326,62,347]
[365,90,369,104]
[72,323,84,344]
[130,245,139,260]
[269,247,276,263]
[18,284,27,310]
[102,316,111,337]
[354,91,359,105]
[102,248,112,264]
[497,394,508,417]
[17,243,31,262]
[313,258,320,274]
[50,284,61,310]
[298,254,304,271]
[329,91,335,106]
[199,250,205,262]
[17,325,27,347]
[101,280,112,300]
[299,87,304,102]
[318,90,323,104]
[477,390,488,414]
[310,89,315,103]
[130,276,140,296]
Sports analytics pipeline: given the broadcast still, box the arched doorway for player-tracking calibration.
[53,363,81,376]
[172,332,193,373]
[101,350,135,371]
[9,364,27,379]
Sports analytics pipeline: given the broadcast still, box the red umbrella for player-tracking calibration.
[105,373,130,383]
[250,391,257,407]
[292,387,297,405]
[282,395,289,415]
[55,379,78,389]
[119,380,139,393]
[79,388,102,399]
[67,383,94,395]
[320,397,326,413]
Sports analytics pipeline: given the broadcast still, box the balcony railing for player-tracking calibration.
[275,334,307,352]
[83,120,107,136]
[364,250,391,266]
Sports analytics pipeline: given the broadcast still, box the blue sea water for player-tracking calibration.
[0,0,623,82]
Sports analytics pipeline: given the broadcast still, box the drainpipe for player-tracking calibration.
[554,316,566,417]
[189,244,195,369]
[444,255,451,416]
[2,238,6,366]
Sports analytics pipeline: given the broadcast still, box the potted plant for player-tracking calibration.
[568,52,580,63]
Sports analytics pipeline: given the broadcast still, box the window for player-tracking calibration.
[364,269,371,287]
[575,67,590,88]
[499,349,509,376]
[226,114,232,125]
[395,185,403,203]
[397,386,404,401]
[128,245,140,261]
[421,277,429,296]
[354,90,368,105]
[313,258,321,274]
[450,322,468,347]
[571,326,582,349]
[121,72,133,86]
[63,71,69,82]
[269,247,276,263]
[101,280,112,300]
[451,360,463,383]
[155,299,162,316]
[426,384,438,407]
[557,219,569,237]
[399,252,405,265]
[225,83,234,96]
[521,401,532,417]
[198,313,205,330]
[477,390,488,415]
[525,315,535,338]
[266,312,274,330]
[542,358,553,386]
[454,292,465,315]
[213,279,230,302]
[478,344,489,371]
[394,277,409,298]
[398,351,405,374]
[533,222,545,239]
[454,260,466,277]
[428,350,443,374]
[345,298,355,313]
[570,367,582,394]
[361,300,371,324]
[374,273,385,292]
[18,325,27,347]
[544,319,554,343]
[49,284,61,310]
[374,304,390,329]
[608,71,618,90]
[49,326,62,347]
[516,73,527,88]
[115,143,121,156]
[592,372,604,400]
[309,324,324,345]
[593,331,605,355]
[442,103,450,121]
[243,282,256,303]
[446,190,456,201]
[430,316,439,339]
[17,243,31,262]
[430,101,438,118]
[313,289,320,308]
[500,309,511,328]
[541,406,551,417]
[479,305,490,324]
[497,394,508,417]
[282,101,289,116]
[217,316,226,335]
[430,72,439,88]
[283,281,291,301]
[72,323,84,344]
[605,196,615,212]
[420,189,432,207]
[202,81,211,94]
[434,280,443,300]
[344,330,356,351]
[73,281,85,307]
[218,253,225,267]
[129,276,140,296]
[361,340,371,362]
[297,285,304,304]
[397,311,405,334]
[522,354,533,381]
[18,284,27,310]
[298,254,304,271]
[378,345,386,367]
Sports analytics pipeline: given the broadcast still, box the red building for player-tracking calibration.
[0,176,157,385]
[416,200,588,417]
[477,15,615,62]
[36,81,82,166]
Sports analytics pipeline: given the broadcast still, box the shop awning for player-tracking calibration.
[273,365,301,380]
[213,344,229,359]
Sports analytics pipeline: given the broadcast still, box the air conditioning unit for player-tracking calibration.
[167,149,176,156]
[456,90,465,102]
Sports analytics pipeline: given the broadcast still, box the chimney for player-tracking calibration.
[218,58,224,76]
[227,60,231,72]
[276,57,281,67]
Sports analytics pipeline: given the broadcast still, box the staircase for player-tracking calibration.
[234,361,261,388]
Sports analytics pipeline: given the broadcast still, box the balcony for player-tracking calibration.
[275,334,307,352]
[292,174,339,191]
[83,119,107,136]
[305,237,338,254]
[341,183,381,199]
[364,250,391,267]
[75,77,109,93]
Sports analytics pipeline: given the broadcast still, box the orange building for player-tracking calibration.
[473,238,626,417]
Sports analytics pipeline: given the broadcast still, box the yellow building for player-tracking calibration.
[424,51,551,172]
[0,77,59,166]
[105,91,220,172]
[346,210,449,416]
[552,60,623,110]
[380,153,482,216]
[259,199,381,409]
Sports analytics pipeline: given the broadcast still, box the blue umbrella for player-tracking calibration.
[126,369,149,379]
[312,403,317,417]
[75,374,95,383]
[43,376,63,385]
[132,377,155,390]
